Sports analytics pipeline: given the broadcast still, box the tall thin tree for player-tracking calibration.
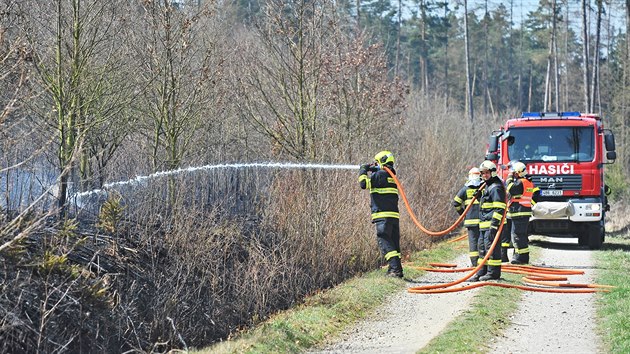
[464,0,474,122]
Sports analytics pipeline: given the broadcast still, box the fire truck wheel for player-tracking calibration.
[587,223,604,250]
[577,232,589,247]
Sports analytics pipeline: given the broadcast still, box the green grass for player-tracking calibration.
[194,238,464,354]
[595,236,630,354]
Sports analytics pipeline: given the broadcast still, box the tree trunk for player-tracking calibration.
[590,0,602,113]
[464,0,474,122]
[553,0,559,111]
[582,0,591,112]
[395,0,401,77]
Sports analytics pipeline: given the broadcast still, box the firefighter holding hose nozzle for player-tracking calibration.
[470,161,507,282]
[359,151,403,278]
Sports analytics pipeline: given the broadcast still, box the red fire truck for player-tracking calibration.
[485,112,616,249]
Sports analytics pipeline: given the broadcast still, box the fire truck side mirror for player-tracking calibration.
[487,134,499,152]
[606,151,617,161]
[485,152,498,160]
[604,131,616,152]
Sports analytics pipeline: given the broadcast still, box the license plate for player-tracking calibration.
[541,190,563,196]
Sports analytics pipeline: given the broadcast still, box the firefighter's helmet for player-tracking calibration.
[510,161,527,177]
[374,151,394,167]
[479,160,497,177]
[468,167,481,180]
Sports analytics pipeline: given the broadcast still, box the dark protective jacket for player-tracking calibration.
[359,166,399,220]
[453,185,480,227]
[479,176,507,230]
[506,176,540,219]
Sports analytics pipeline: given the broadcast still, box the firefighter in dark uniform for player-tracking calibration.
[506,161,540,264]
[471,160,507,282]
[453,167,482,266]
[359,151,403,278]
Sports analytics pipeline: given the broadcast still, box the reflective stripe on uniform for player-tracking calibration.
[487,259,502,266]
[464,219,480,226]
[479,220,491,228]
[372,211,400,219]
[370,187,399,195]
[515,247,530,254]
[501,242,510,247]
[385,250,401,260]
[469,251,479,257]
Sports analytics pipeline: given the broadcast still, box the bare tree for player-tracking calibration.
[21,0,133,215]
[464,0,474,122]
[130,0,225,173]
[234,0,406,161]
[582,0,591,112]
[590,0,602,113]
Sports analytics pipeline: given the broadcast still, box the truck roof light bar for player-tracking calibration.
[520,111,581,118]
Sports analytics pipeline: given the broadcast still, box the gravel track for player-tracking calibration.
[309,237,601,353]
[491,236,601,353]
[309,254,479,354]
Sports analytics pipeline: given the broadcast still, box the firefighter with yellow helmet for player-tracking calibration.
[471,160,507,281]
[359,150,403,278]
[505,161,540,264]
[453,167,482,266]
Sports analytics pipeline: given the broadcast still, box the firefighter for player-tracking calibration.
[500,162,515,263]
[453,167,482,266]
[359,151,403,278]
[506,161,540,264]
[470,160,507,282]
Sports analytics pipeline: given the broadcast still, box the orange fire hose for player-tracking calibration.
[382,166,613,293]
[383,166,483,237]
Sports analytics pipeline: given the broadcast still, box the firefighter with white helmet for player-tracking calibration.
[471,160,507,281]
[359,150,404,278]
[453,167,482,266]
[505,161,540,264]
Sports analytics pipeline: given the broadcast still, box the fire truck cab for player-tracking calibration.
[485,112,616,249]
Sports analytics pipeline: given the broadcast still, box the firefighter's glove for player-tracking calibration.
[368,162,380,172]
[359,164,370,175]
[473,189,482,200]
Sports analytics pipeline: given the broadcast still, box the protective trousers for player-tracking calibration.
[500,219,512,262]
[375,218,403,276]
[476,228,502,278]
[511,217,530,264]
[467,226,480,266]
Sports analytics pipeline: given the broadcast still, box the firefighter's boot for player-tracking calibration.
[479,266,501,281]
[511,253,529,265]
[386,257,403,278]
[501,248,510,263]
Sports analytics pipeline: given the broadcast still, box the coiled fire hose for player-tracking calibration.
[382,166,613,294]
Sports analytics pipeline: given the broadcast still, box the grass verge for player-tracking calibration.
[595,235,630,353]
[194,238,464,354]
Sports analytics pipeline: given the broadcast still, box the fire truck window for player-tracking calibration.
[507,127,594,162]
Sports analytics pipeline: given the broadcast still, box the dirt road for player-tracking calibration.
[491,236,601,353]
[310,237,600,353]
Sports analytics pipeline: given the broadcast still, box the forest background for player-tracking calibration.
[1,0,629,352]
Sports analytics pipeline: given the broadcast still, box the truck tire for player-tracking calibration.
[578,231,589,247]
[588,223,604,250]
